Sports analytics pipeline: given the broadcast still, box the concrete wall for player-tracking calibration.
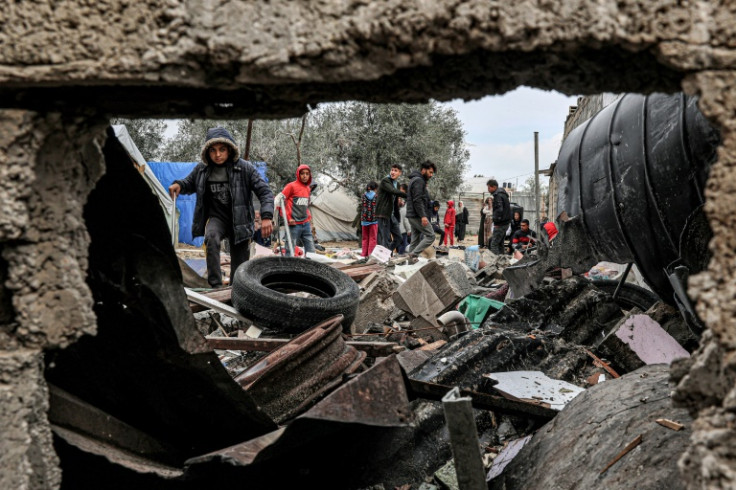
[1,1,736,487]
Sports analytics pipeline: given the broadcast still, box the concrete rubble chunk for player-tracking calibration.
[352,270,403,334]
[393,261,474,325]
[600,313,690,372]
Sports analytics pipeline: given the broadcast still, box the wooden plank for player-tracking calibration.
[204,336,401,357]
[655,418,684,431]
[185,288,250,323]
[599,434,643,474]
[189,288,233,313]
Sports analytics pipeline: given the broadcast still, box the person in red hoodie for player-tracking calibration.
[277,164,315,255]
[443,200,456,246]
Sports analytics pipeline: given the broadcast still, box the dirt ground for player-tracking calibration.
[321,233,481,251]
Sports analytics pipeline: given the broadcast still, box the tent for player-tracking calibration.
[147,161,268,246]
[112,125,178,243]
[309,182,359,242]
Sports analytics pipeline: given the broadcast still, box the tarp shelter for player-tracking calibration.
[147,161,268,246]
[309,182,359,241]
[112,125,178,243]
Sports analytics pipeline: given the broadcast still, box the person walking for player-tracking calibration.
[360,181,379,257]
[168,127,274,288]
[487,179,511,255]
[397,197,410,254]
[443,200,456,246]
[405,160,437,259]
[375,163,406,254]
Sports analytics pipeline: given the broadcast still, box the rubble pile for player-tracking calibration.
[176,248,698,488]
[47,151,699,490]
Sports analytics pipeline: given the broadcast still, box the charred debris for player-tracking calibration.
[44,93,715,488]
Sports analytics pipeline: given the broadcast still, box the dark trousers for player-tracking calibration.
[432,224,445,245]
[378,216,402,253]
[455,223,467,241]
[398,232,409,254]
[205,217,250,287]
[490,222,508,255]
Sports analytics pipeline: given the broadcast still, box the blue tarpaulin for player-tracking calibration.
[147,161,268,246]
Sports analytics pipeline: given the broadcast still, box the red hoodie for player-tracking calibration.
[444,200,456,228]
[280,164,312,225]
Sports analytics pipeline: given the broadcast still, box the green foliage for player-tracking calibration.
[521,175,549,196]
[110,118,167,161]
[303,101,470,198]
[158,101,470,198]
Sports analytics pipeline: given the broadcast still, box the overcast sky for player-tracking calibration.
[442,87,578,186]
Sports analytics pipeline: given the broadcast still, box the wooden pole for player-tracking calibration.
[534,131,540,236]
[244,119,253,160]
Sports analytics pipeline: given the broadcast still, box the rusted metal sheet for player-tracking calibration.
[206,335,401,357]
[405,378,558,420]
[331,262,385,282]
[46,129,277,472]
[235,315,366,423]
[186,356,412,470]
[48,384,183,478]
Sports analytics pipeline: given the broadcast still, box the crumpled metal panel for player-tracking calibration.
[235,315,366,423]
[186,355,412,471]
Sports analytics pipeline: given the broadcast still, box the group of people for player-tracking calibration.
[359,161,471,260]
[169,127,322,288]
[169,126,559,288]
[478,179,558,255]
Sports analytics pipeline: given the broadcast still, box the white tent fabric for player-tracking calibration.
[309,182,359,241]
[112,125,178,242]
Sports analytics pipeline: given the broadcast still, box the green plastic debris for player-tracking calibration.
[458,294,505,329]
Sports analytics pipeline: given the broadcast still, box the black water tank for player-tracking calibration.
[555,93,720,300]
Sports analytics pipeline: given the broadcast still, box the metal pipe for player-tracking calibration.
[280,202,295,256]
[534,131,540,237]
[170,195,177,246]
[442,387,487,490]
[612,262,633,301]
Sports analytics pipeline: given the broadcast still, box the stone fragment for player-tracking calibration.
[393,261,473,324]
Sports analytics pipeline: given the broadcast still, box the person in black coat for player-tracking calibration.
[169,127,274,287]
[455,200,469,242]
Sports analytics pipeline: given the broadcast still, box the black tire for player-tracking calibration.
[591,279,661,311]
[232,257,360,333]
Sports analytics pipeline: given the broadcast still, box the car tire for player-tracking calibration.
[231,257,360,333]
[591,279,661,311]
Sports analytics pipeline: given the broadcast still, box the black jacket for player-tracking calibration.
[405,170,430,219]
[175,159,274,245]
[492,188,512,225]
[376,175,406,218]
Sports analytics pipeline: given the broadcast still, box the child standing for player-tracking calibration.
[361,181,379,257]
[277,164,315,255]
[443,200,456,246]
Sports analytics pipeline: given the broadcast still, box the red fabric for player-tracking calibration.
[543,221,558,240]
[278,164,312,224]
[361,224,378,256]
[443,200,455,245]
